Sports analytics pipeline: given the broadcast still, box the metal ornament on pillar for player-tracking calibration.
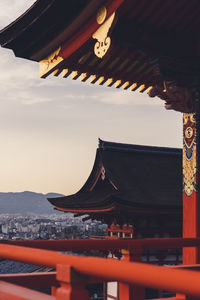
[183,113,197,197]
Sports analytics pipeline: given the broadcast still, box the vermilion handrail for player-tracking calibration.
[2,237,200,251]
[1,244,200,298]
[0,281,55,300]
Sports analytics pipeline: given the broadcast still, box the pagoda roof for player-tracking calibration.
[48,139,182,218]
[1,0,200,93]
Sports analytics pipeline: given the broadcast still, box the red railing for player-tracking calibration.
[3,237,200,251]
[0,238,200,299]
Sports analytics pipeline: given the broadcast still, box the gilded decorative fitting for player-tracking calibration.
[98,76,105,84]
[71,71,79,79]
[62,69,69,78]
[53,69,59,76]
[138,84,146,92]
[106,78,114,86]
[115,80,122,88]
[90,75,97,83]
[130,83,137,91]
[40,47,63,78]
[80,73,88,81]
[145,86,153,93]
[122,82,130,89]
[183,113,197,196]
[92,12,115,59]
[96,6,107,24]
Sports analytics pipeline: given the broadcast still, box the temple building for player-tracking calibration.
[0,0,199,259]
[48,139,182,238]
[1,1,200,299]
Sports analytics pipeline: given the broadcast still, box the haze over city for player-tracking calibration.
[0,0,182,195]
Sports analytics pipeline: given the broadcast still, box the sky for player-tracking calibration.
[0,1,182,195]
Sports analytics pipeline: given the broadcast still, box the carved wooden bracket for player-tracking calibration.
[148,81,194,113]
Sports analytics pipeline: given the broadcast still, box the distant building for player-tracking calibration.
[2,224,9,235]
[48,139,182,239]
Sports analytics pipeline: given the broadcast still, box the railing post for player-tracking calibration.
[56,264,90,300]
[118,249,145,300]
[52,286,57,296]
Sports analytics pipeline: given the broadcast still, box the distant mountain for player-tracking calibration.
[0,191,64,214]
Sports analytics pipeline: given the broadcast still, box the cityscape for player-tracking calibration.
[0,214,107,241]
[0,213,106,299]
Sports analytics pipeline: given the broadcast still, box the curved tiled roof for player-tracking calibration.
[48,139,182,217]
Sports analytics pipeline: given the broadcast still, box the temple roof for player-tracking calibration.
[1,0,200,93]
[0,0,94,61]
[48,139,182,216]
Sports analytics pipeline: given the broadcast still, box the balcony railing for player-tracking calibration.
[0,238,200,299]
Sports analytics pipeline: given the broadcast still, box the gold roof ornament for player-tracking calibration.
[40,47,63,78]
[92,8,115,59]
[96,6,107,25]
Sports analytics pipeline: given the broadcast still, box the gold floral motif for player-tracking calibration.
[183,114,188,125]
[190,113,196,123]
[183,113,195,125]
[185,127,193,139]
[183,143,196,196]
[183,113,197,196]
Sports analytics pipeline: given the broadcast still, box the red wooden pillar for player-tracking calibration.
[52,286,57,296]
[183,95,200,264]
[56,264,90,300]
[118,249,145,300]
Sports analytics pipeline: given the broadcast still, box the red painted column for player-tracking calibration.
[183,100,200,264]
[56,264,90,300]
[118,249,145,300]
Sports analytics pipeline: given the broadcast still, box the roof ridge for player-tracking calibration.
[98,138,181,154]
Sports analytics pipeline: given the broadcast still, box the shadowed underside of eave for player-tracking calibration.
[1,0,200,93]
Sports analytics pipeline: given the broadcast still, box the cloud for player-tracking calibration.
[18,92,52,106]
[0,1,173,113]
[96,89,162,106]
[0,3,182,196]
[0,1,35,29]
[0,49,41,104]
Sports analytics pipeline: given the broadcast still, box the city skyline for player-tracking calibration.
[0,1,182,195]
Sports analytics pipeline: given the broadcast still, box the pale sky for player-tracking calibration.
[0,1,182,195]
